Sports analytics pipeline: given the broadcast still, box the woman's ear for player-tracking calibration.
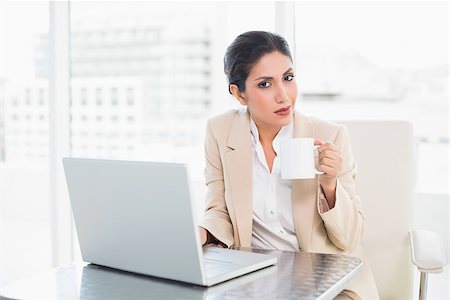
[229,84,247,106]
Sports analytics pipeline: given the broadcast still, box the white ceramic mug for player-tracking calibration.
[279,137,324,179]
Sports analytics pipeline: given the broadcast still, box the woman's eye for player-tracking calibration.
[258,81,271,88]
[285,74,295,81]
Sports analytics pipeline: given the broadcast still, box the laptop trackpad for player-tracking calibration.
[203,248,234,272]
[202,247,275,279]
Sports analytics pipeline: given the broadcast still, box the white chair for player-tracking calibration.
[338,120,447,300]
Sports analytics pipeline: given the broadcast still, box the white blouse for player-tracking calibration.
[249,117,300,252]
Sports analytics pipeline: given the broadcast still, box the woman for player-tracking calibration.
[198,31,379,300]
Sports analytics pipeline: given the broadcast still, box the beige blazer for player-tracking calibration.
[201,109,379,300]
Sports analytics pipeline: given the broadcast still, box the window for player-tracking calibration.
[294,4,449,294]
[95,87,102,105]
[25,88,31,106]
[38,88,45,106]
[80,87,87,106]
[110,87,118,106]
[294,1,449,195]
[0,1,52,287]
[126,87,134,106]
[68,1,277,260]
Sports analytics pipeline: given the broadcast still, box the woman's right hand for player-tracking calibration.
[199,227,226,248]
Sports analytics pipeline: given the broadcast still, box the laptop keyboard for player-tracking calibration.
[203,258,231,272]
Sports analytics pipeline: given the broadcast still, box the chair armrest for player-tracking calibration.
[409,230,447,273]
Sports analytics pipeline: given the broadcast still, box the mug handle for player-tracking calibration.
[314,145,325,175]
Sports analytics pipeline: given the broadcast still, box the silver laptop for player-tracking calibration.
[62,158,276,286]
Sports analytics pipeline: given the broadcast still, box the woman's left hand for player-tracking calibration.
[314,139,343,193]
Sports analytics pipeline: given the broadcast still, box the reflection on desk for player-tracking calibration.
[0,249,361,300]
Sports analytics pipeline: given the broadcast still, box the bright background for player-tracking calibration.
[0,1,448,298]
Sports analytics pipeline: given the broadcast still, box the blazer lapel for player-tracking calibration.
[291,112,320,251]
[224,110,253,247]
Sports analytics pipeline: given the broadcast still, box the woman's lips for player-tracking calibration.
[274,106,291,116]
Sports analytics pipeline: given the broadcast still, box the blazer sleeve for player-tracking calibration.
[318,125,365,251]
[200,120,234,247]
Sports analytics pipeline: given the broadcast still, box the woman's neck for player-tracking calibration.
[257,125,281,146]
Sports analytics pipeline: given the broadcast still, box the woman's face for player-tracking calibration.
[238,51,298,132]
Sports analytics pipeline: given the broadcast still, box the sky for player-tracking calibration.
[294,1,449,69]
[0,1,448,82]
[0,2,48,81]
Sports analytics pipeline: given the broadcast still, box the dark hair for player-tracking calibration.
[224,31,292,94]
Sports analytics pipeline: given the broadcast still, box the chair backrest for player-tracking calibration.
[338,120,416,300]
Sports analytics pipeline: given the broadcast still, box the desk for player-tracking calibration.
[0,249,361,300]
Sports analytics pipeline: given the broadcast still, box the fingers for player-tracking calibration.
[319,152,341,164]
[319,157,336,168]
[317,142,339,153]
[317,162,340,178]
[317,164,334,174]
[204,243,225,248]
[317,144,341,163]
[315,141,343,176]
[314,139,324,146]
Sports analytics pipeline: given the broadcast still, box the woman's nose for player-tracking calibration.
[275,86,289,104]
